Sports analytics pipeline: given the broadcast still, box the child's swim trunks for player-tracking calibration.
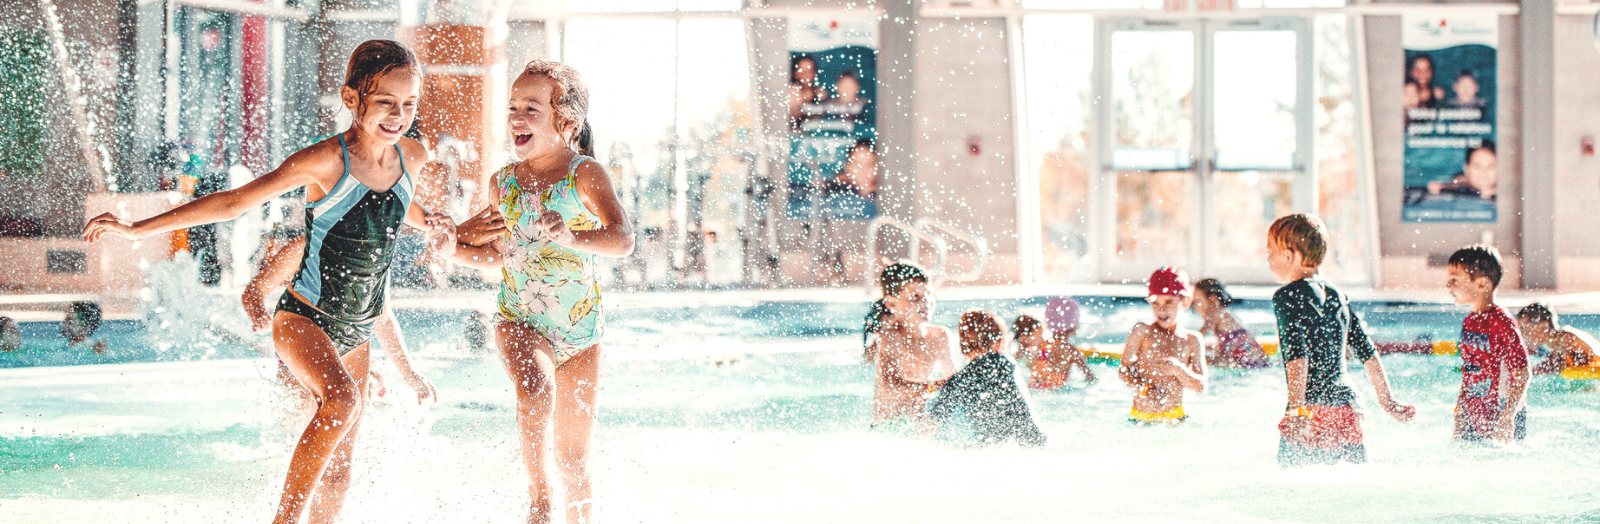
[1277,405,1365,466]
[1129,406,1187,424]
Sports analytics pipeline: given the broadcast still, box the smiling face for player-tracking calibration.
[836,74,860,103]
[1147,294,1190,330]
[1410,57,1433,85]
[1463,148,1496,197]
[340,67,420,143]
[885,280,933,325]
[1454,75,1479,103]
[508,73,575,161]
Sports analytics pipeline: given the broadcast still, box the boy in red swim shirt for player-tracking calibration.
[1445,245,1531,444]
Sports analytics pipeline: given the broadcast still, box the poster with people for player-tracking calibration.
[1401,15,1498,223]
[786,16,879,221]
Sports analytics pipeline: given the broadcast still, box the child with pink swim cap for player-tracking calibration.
[1022,297,1096,390]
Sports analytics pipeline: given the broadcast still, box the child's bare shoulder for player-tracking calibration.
[397,137,431,169]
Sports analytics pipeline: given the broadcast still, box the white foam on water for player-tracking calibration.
[3,341,1600,523]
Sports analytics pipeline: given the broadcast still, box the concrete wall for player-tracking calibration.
[1367,15,1524,289]
[1552,14,1600,288]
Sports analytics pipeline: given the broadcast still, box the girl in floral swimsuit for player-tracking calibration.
[448,60,634,524]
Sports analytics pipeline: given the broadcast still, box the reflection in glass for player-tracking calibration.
[1210,172,1293,267]
[1212,30,1297,171]
[1111,30,1194,171]
[1022,15,1095,281]
[1116,171,1192,266]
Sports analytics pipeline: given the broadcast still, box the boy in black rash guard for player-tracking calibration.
[1268,214,1415,467]
[924,310,1047,447]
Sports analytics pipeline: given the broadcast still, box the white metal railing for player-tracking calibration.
[865,217,991,285]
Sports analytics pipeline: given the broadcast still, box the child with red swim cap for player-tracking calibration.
[1268,214,1413,467]
[1117,267,1207,424]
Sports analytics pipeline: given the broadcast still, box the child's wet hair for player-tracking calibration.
[68,301,102,336]
[1194,278,1239,306]
[0,316,19,352]
[878,263,927,298]
[343,40,421,117]
[862,263,929,346]
[1012,315,1041,340]
[1448,244,1503,287]
[1268,213,1328,266]
[520,59,591,148]
[1517,302,1556,329]
[960,310,1004,355]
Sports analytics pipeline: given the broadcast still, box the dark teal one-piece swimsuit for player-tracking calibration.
[276,134,414,355]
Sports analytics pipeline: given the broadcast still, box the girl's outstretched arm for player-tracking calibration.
[538,159,635,257]
[83,148,330,242]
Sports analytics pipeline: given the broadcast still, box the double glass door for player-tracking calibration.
[1093,17,1313,284]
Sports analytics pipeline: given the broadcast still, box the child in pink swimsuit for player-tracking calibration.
[1194,278,1270,369]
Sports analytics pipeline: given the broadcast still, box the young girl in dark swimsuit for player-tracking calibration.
[83,40,455,524]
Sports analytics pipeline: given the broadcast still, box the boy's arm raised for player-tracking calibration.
[83,150,326,242]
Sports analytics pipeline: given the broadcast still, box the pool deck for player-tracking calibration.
[5,281,1595,322]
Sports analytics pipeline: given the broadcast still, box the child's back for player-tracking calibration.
[1268,214,1412,467]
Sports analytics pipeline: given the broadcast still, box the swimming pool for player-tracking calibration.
[3,293,1600,523]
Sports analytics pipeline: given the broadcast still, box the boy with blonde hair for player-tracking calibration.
[1268,214,1414,466]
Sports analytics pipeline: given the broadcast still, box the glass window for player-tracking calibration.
[1212,30,1297,171]
[1021,15,1095,281]
[1110,30,1194,171]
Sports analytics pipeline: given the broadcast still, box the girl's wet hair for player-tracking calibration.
[1194,278,1239,307]
[344,40,421,117]
[863,263,929,347]
[960,310,1004,355]
[520,59,591,151]
[1012,315,1041,340]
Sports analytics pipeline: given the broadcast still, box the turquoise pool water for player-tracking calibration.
[3,294,1599,523]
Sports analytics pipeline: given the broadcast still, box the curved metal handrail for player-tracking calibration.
[864,217,990,285]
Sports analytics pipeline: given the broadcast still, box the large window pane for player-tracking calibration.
[565,19,677,284]
[1022,15,1094,282]
[677,19,753,285]
[1111,30,1194,171]
[1116,171,1192,266]
[1212,30,1297,171]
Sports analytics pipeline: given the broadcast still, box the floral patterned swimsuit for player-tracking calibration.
[496,155,604,366]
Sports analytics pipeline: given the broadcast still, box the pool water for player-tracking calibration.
[3,295,1600,523]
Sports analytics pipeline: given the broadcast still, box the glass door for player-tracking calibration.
[1093,17,1312,284]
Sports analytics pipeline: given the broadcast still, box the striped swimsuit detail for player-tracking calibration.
[277,134,414,354]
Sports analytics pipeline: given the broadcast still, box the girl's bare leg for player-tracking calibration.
[272,311,369,524]
[305,346,369,524]
[554,345,602,524]
[497,322,560,524]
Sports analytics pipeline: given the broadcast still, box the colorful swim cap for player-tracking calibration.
[1045,297,1080,335]
[1147,267,1192,297]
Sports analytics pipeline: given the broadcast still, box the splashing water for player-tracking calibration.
[3,295,1599,523]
